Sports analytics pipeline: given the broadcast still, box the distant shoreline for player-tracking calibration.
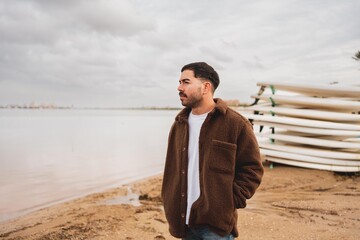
[0,105,249,111]
[0,99,251,111]
[0,106,182,111]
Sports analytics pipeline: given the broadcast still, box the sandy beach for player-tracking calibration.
[1,162,359,240]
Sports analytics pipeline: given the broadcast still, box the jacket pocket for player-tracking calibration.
[209,139,237,174]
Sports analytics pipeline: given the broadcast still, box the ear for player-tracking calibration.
[203,81,213,94]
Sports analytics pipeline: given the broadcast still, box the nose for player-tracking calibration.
[177,83,183,92]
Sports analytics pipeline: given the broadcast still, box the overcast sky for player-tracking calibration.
[0,0,359,108]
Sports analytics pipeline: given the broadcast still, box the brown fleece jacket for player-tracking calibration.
[161,98,264,238]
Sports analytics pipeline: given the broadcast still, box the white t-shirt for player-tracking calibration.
[186,111,208,224]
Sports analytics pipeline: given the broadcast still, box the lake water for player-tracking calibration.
[0,109,176,222]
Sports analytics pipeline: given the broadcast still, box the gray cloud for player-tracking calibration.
[0,0,359,107]
[199,46,233,63]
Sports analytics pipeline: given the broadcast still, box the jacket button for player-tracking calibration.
[182,147,186,151]
[181,170,185,174]
[181,192,185,197]
[181,213,185,218]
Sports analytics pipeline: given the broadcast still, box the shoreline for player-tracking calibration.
[0,169,164,225]
[1,163,359,239]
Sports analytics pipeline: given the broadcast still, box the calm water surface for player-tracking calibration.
[0,109,176,222]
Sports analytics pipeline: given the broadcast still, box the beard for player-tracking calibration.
[179,88,203,108]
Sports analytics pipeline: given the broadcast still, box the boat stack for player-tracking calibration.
[241,81,360,172]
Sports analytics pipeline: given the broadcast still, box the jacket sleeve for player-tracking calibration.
[233,120,264,208]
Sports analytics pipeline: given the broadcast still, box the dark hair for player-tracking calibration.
[181,62,220,91]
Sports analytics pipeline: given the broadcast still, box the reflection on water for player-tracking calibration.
[103,186,141,207]
[0,109,176,222]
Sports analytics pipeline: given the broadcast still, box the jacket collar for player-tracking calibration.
[175,98,228,123]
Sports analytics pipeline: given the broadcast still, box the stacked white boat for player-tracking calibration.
[241,81,360,172]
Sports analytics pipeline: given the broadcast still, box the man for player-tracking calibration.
[161,62,264,239]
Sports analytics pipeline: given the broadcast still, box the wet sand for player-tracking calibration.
[1,162,359,240]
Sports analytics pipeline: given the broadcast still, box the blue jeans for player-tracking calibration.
[183,226,234,240]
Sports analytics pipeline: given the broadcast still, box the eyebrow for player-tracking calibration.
[179,78,191,83]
